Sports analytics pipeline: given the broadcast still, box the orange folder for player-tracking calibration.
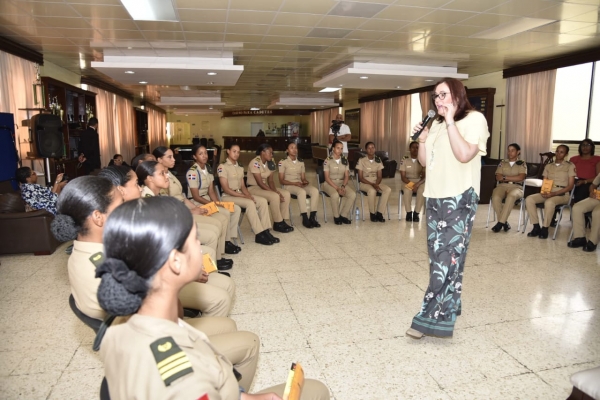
[541,179,553,194]
[406,181,415,191]
[216,201,235,213]
[203,253,217,274]
[282,363,304,400]
[200,201,219,215]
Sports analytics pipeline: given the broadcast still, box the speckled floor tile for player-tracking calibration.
[47,368,104,400]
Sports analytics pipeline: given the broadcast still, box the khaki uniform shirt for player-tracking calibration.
[186,163,213,202]
[495,160,527,180]
[399,157,424,180]
[161,171,185,202]
[355,156,383,184]
[217,159,244,192]
[278,157,305,183]
[246,156,275,187]
[323,156,349,183]
[100,314,240,400]
[68,241,106,320]
[141,186,156,198]
[543,161,577,192]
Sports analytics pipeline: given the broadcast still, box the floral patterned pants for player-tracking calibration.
[410,187,479,337]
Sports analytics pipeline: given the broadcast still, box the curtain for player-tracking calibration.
[310,108,337,145]
[390,95,411,162]
[147,107,166,151]
[87,86,135,167]
[0,50,37,160]
[360,99,389,150]
[420,91,431,118]
[506,70,557,162]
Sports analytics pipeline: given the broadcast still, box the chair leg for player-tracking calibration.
[486,201,493,228]
[237,225,244,245]
[360,192,365,221]
[289,203,294,227]
[517,200,525,232]
[553,207,566,240]
[387,202,391,220]
[321,194,328,223]
[398,191,401,221]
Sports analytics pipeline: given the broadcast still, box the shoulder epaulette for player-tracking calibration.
[341,156,348,166]
[145,193,153,197]
[267,160,276,171]
[89,252,104,268]
[374,156,382,163]
[403,155,409,159]
[189,164,198,171]
[516,160,524,165]
[150,337,194,386]
[565,160,572,164]
[297,157,303,162]
[206,165,213,174]
[326,156,333,160]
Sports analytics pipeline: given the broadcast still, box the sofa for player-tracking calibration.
[0,190,61,256]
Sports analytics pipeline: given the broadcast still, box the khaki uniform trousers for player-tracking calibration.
[363,183,391,214]
[208,331,259,391]
[572,197,600,244]
[217,205,242,240]
[257,379,330,400]
[248,186,291,222]
[196,215,226,257]
[402,180,425,213]
[195,218,222,260]
[179,272,236,317]
[492,184,523,224]
[286,184,320,212]
[322,181,356,218]
[223,194,271,234]
[525,192,570,227]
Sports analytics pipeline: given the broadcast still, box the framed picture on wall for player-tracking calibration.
[344,108,360,143]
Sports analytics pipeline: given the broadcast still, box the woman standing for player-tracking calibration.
[97,197,330,399]
[322,140,356,225]
[153,147,233,270]
[218,143,278,245]
[187,143,242,254]
[570,139,600,204]
[490,143,527,232]
[406,77,490,339]
[246,143,294,233]
[278,142,321,228]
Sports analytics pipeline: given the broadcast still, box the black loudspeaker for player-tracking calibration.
[30,114,64,158]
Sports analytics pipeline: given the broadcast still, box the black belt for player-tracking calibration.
[498,181,523,186]
[553,185,566,188]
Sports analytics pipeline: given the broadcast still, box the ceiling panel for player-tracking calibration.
[1,0,598,109]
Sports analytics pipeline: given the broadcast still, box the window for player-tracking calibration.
[410,93,422,134]
[551,61,599,143]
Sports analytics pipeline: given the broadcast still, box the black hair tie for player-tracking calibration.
[96,258,147,295]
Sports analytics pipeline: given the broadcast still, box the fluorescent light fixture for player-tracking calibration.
[339,84,343,87]
[425,79,433,82]
[79,53,86,69]
[207,82,214,85]
[125,70,135,74]
[471,17,556,40]
[359,76,369,79]
[120,0,179,22]
[139,81,148,84]
[395,86,401,89]
[207,72,217,76]
[250,107,260,111]
[319,87,341,92]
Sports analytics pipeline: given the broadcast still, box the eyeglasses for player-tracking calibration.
[431,92,449,100]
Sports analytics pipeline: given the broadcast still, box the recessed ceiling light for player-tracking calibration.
[319,87,341,93]
[120,0,178,22]
[359,76,369,79]
[250,107,260,111]
[395,86,401,89]
[209,107,213,109]
[173,107,177,109]
[339,84,343,87]
[425,79,433,82]
[125,71,135,74]
[185,114,188,116]
[139,81,148,84]
[207,72,217,76]
[207,82,214,85]
[127,47,132,50]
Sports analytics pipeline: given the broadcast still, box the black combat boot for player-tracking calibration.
[301,213,313,229]
[527,223,541,237]
[309,211,321,228]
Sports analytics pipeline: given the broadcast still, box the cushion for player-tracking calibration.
[0,193,26,213]
[571,366,600,399]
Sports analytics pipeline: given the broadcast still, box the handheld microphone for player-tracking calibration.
[411,110,436,141]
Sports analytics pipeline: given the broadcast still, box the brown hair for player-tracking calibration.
[432,77,473,123]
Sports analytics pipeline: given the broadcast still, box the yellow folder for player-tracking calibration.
[200,201,219,215]
[216,201,235,212]
[282,363,304,400]
[406,181,415,191]
[203,254,217,274]
[541,179,553,194]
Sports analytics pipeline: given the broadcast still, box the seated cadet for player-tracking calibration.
[279,142,321,228]
[490,143,527,232]
[399,141,426,222]
[568,171,600,252]
[218,143,279,245]
[97,196,330,399]
[16,166,67,215]
[136,161,224,269]
[187,143,242,254]
[99,166,236,315]
[247,143,294,233]
[322,140,356,225]
[131,153,156,168]
[356,141,392,223]
[526,144,576,239]
[52,179,257,390]
[153,147,233,271]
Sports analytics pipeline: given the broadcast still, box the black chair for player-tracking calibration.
[68,294,103,333]
[100,377,110,400]
[355,170,390,221]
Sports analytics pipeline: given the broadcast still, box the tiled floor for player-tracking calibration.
[0,159,599,400]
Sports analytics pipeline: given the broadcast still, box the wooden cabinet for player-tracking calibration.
[134,108,149,156]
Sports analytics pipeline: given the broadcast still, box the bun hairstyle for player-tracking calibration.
[96,197,193,316]
[332,139,343,149]
[135,161,159,187]
[98,165,133,187]
[192,143,206,157]
[152,146,170,160]
[256,143,272,156]
[51,176,115,241]
[508,143,521,152]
